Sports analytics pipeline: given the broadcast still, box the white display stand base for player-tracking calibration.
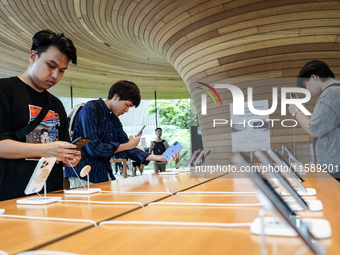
[16,196,61,205]
[64,188,101,195]
[251,217,331,238]
[0,209,4,214]
[177,169,190,172]
[285,200,323,211]
[159,171,179,175]
[280,188,316,196]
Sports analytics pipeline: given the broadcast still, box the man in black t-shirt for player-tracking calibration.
[149,128,170,173]
[0,30,81,201]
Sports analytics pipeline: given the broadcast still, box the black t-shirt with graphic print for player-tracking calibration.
[0,77,69,201]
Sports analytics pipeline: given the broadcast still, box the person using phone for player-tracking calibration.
[149,128,170,173]
[65,81,177,188]
[288,60,340,182]
[0,30,81,201]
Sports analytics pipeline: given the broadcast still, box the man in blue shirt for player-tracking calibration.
[65,80,172,187]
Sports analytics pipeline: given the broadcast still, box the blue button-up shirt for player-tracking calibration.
[65,98,150,183]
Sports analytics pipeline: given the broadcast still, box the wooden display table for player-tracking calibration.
[38,177,340,254]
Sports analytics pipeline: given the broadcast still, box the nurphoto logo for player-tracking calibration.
[195,78,312,129]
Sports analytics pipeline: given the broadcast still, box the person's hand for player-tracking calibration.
[288,104,299,115]
[129,135,140,148]
[166,152,179,165]
[43,141,78,162]
[288,94,299,114]
[63,150,81,167]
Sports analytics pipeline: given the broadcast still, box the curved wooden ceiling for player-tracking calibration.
[0,0,339,163]
[0,0,338,100]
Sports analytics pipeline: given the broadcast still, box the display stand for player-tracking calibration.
[64,166,101,195]
[258,209,267,255]
[182,159,188,170]
[231,153,328,255]
[285,200,323,211]
[252,186,329,238]
[279,188,316,196]
[17,171,61,205]
[251,216,331,238]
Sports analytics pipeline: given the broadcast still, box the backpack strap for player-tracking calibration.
[90,100,101,124]
[14,92,53,140]
[78,100,101,172]
[81,100,115,180]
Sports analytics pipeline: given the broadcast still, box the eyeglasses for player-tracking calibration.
[156,131,162,134]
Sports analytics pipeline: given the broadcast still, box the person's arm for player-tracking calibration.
[78,103,137,157]
[146,152,179,162]
[0,139,80,162]
[113,118,140,153]
[164,140,170,150]
[146,154,166,162]
[149,141,154,153]
[114,135,140,153]
[0,87,80,166]
[288,104,317,138]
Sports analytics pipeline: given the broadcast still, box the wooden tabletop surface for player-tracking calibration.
[35,176,340,255]
[0,172,214,255]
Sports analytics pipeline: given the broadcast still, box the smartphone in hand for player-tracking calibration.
[136,125,146,136]
[71,137,91,150]
[162,141,183,162]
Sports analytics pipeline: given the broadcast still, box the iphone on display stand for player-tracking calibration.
[175,151,188,169]
[231,153,330,250]
[185,151,198,167]
[193,150,205,166]
[17,157,61,205]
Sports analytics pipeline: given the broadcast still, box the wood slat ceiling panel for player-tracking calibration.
[1,0,340,164]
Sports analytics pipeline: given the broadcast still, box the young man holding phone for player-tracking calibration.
[65,81,175,187]
[288,60,340,182]
[0,30,81,201]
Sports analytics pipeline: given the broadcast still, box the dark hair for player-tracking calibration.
[155,128,162,132]
[40,129,49,134]
[296,60,335,88]
[107,80,141,107]
[31,29,77,65]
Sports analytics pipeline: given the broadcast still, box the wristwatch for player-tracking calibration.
[292,109,300,118]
